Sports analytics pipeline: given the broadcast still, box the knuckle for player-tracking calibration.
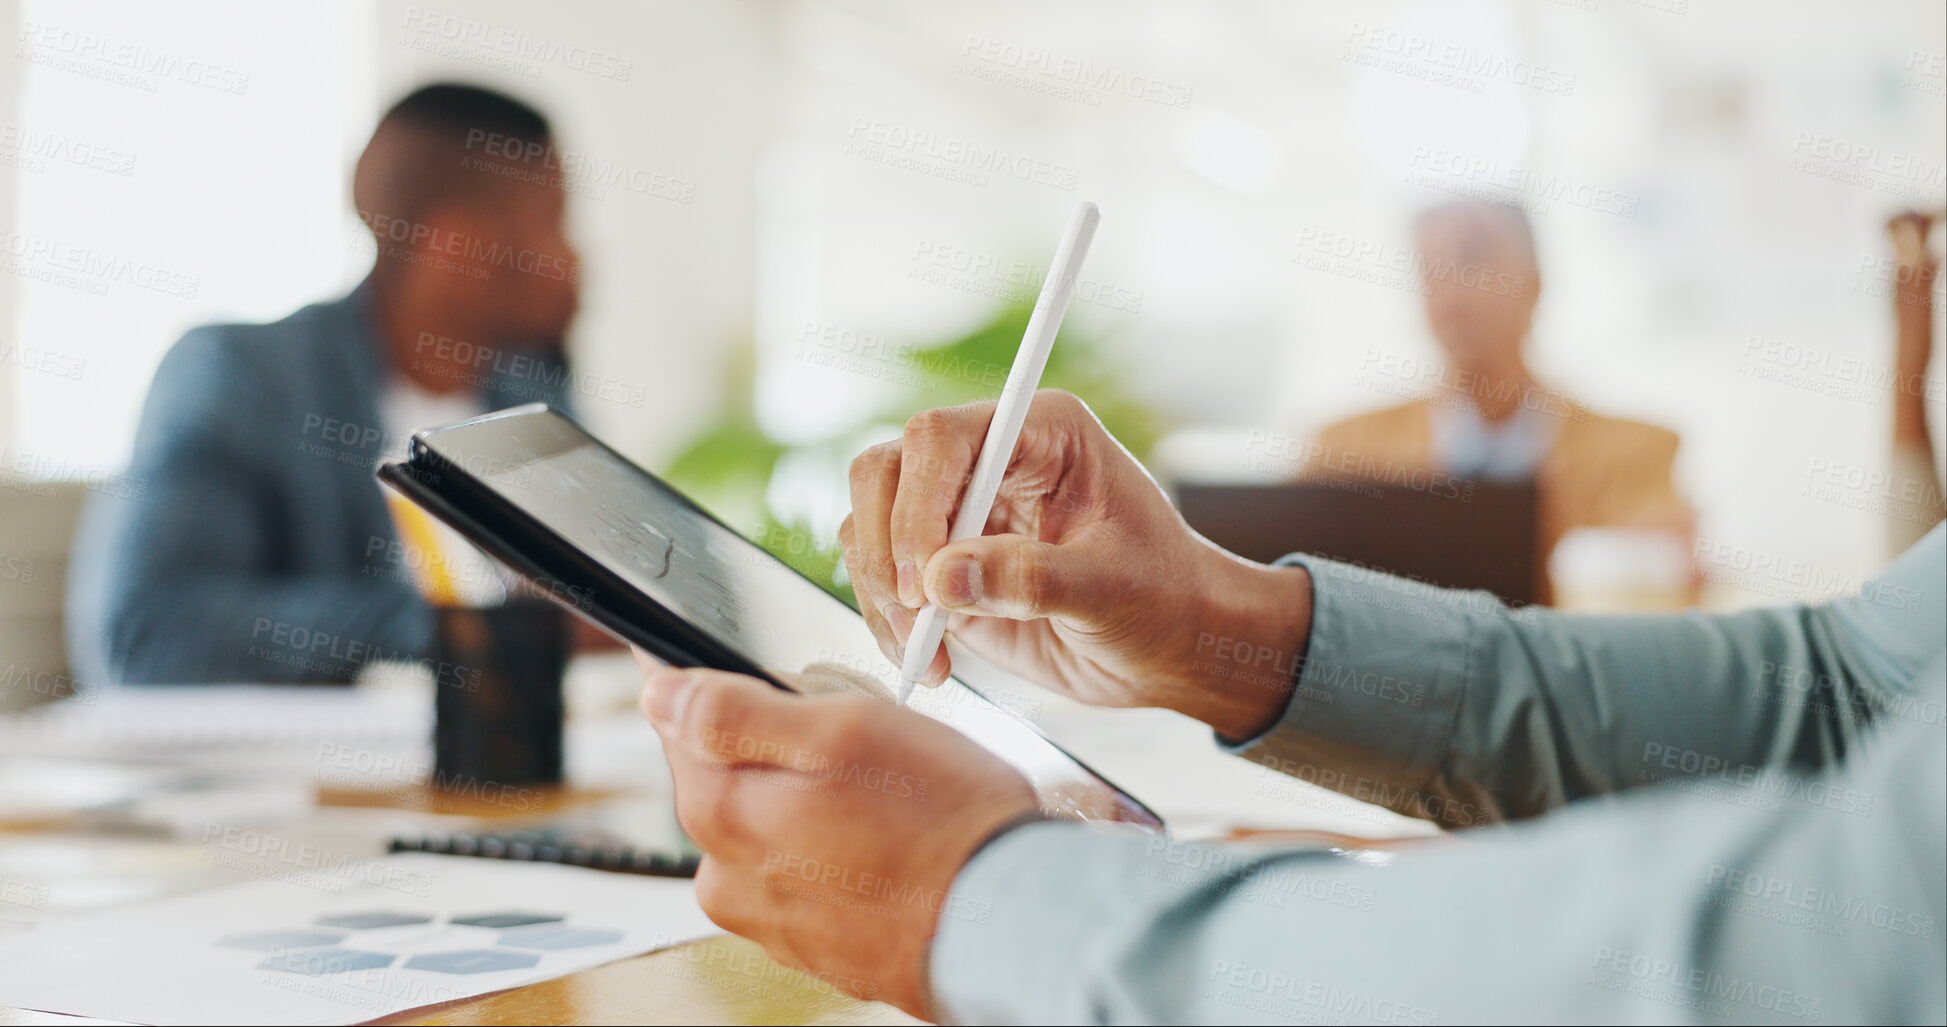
[673,780,725,848]
[847,541,892,589]
[1012,544,1052,617]
[888,497,925,533]
[686,686,743,754]
[902,406,957,443]
[704,784,743,847]
[899,462,951,510]
[680,780,750,860]
[693,860,729,908]
[849,442,900,490]
[636,682,658,722]
[899,448,973,514]
[1041,388,1083,416]
[693,861,747,931]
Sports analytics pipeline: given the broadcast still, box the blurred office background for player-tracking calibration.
[0,0,1941,657]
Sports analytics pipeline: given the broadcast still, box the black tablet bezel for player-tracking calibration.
[376,403,1163,828]
[377,414,772,683]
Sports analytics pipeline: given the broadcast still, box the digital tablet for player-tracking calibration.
[377,403,1162,827]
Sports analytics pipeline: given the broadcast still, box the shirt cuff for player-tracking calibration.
[1216,552,1485,820]
[925,820,1157,1025]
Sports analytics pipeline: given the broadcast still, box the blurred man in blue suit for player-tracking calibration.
[68,84,582,684]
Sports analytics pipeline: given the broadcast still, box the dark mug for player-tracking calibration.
[432,598,570,790]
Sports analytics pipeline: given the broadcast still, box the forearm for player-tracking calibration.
[1888,442,1946,555]
[1892,261,1936,450]
[1893,339,1935,453]
[931,704,1945,1024]
[1221,531,1942,825]
[1893,384,1935,451]
[1889,272,1941,521]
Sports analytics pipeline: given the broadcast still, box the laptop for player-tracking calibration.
[1173,478,1544,606]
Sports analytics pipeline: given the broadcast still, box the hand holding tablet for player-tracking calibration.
[377,403,1163,825]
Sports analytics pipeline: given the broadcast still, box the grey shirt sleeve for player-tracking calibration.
[1224,527,1944,826]
[928,528,1945,1023]
[932,681,1944,1024]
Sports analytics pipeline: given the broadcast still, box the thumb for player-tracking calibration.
[921,534,1102,621]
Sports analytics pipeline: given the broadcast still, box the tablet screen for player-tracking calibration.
[411,407,1160,826]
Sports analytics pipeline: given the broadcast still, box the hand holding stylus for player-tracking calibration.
[890,201,1101,704]
[838,393,1313,740]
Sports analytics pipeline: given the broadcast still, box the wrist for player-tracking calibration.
[1170,549,1314,742]
[1893,268,1937,321]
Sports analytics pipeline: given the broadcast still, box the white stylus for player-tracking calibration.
[895,200,1101,705]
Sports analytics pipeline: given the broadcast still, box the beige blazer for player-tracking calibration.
[1309,399,1691,599]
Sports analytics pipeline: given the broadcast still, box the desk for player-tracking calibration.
[0,661,1427,1025]
[376,936,917,1026]
[0,663,922,1027]
[0,936,916,1027]
[0,779,919,1026]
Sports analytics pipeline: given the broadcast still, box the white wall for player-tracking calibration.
[0,0,17,460]
[364,0,775,469]
[0,0,774,474]
[3,0,1941,609]
[7,0,354,472]
[754,0,1946,604]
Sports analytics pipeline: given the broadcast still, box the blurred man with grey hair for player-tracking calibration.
[1309,199,1693,601]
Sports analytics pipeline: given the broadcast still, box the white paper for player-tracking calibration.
[0,684,432,755]
[0,852,718,1025]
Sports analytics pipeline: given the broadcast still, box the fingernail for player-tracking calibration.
[896,558,918,606]
[938,556,982,608]
[643,669,699,725]
[880,603,913,661]
[883,602,915,638]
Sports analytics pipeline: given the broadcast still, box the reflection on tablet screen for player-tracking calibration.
[418,410,1160,827]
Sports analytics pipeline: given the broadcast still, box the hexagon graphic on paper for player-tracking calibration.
[404,949,541,974]
[217,927,346,951]
[258,948,396,975]
[497,924,623,950]
[449,911,565,929]
[314,911,433,930]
